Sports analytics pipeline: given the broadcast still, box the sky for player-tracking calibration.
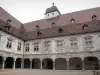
[0,0,100,23]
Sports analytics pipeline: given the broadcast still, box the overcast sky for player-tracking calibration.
[0,0,100,23]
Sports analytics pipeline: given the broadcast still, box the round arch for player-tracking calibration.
[15,58,21,68]
[0,56,3,69]
[55,58,67,70]
[24,58,30,68]
[5,57,14,68]
[69,57,82,70]
[84,56,99,70]
[32,58,40,69]
[42,58,53,69]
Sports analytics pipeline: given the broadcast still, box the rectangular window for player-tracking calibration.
[25,43,30,52]
[34,42,39,51]
[17,42,21,51]
[44,41,50,51]
[84,36,93,48]
[70,38,78,49]
[56,40,63,48]
[6,38,12,49]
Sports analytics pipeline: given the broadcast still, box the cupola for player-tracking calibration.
[44,3,61,19]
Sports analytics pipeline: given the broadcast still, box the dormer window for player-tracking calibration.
[51,22,56,27]
[82,24,88,30]
[36,25,39,30]
[92,15,97,21]
[70,18,75,24]
[58,28,63,33]
[37,31,42,36]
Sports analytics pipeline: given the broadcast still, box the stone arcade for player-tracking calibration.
[0,4,100,71]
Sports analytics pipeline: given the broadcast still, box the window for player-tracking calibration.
[25,43,30,52]
[17,42,21,51]
[44,41,50,51]
[92,15,97,21]
[56,40,63,48]
[58,28,63,33]
[52,13,54,15]
[84,36,93,48]
[34,42,39,51]
[70,18,75,24]
[6,38,12,49]
[48,14,49,17]
[82,24,88,30]
[51,22,56,27]
[70,38,78,49]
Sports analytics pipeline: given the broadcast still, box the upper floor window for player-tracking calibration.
[70,38,78,49]
[34,42,39,51]
[6,38,12,49]
[92,15,97,21]
[44,41,51,51]
[84,36,93,48]
[25,43,30,52]
[17,42,21,51]
[52,13,54,15]
[56,40,64,48]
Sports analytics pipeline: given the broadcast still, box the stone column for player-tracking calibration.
[30,59,32,69]
[2,58,6,69]
[40,61,42,69]
[21,59,24,69]
[13,59,16,69]
[82,59,85,70]
[67,60,69,70]
[53,61,55,70]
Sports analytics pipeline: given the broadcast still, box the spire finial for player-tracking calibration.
[52,2,54,6]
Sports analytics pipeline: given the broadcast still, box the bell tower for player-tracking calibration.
[44,3,61,19]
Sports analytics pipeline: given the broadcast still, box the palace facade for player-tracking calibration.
[0,5,100,70]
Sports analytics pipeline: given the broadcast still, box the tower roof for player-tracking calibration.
[45,6,61,14]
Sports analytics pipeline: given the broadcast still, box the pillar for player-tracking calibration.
[2,58,6,69]
[21,59,24,69]
[82,58,85,70]
[30,59,32,69]
[40,61,42,69]
[53,61,55,70]
[67,60,69,70]
[13,59,16,69]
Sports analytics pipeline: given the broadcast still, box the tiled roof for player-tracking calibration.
[0,7,100,41]
[25,20,100,40]
[24,7,100,32]
[45,6,61,14]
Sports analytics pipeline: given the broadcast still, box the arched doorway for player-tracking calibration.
[24,58,30,68]
[84,56,99,70]
[42,58,53,69]
[32,58,40,69]
[0,56,3,69]
[55,58,67,70]
[5,57,14,68]
[69,57,82,70]
[15,58,21,68]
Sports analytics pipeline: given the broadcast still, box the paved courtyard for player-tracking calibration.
[0,69,94,75]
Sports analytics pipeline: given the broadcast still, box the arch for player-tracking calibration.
[5,57,14,68]
[84,56,99,70]
[42,58,53,69]
[24,58,30,68]
[55,58,67,70]
[69,57,82,70]
[32,58,40,69]
[15,58,21,68]
[0,56,3,69]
